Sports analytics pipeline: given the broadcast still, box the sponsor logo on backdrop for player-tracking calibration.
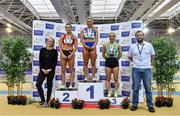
[121,68,131,75]
[34,52,39,59]
[111,83,115,88]
[111,25,119,31]
[55,68,61,74]
[56,46,60,51]
[55,75,61,80]
[121,31,130,37]
[77,61,84,66]
[32,67,39,74]
[45,31,54,37]
[100,75,106,80]
[99,55,104,60]
[115,39,119,43]
[56,32,64,37]
[34,30,43,36]
[33,76,38,81]
[32,91,40,97]
[100,47,102,52]
[55,25,64,31]
[78,47,83,52]
[78,26,86,32]
[121,46,130,52]
[45,23,54,29]
[100,33,109,38]
[77,75,85,80]
[77,68,83,74]
[66,68,70,73]
[121,61,130,66]
[121,23,130,30]
[44,83,47,88]
[121,76,130,81]
[100,61,105,66]
[120,39,131,45]
[78,33,80,38]
[132,38,136,43]
[99,26,110,32]
[32,82,37,89]
[33,45,43,51]
[33,22,44,29]
[77,54,83,59]
[122,83,131,90]
[33,37,44,44]
[121,53,128,60]
[122,91,130,96]
[57,61,61,66]
[33,60,39,66]
[72,26,76,31]
[131,22,141,28]
[99,68,105,73]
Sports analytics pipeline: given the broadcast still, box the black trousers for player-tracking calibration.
[36,71,55,103]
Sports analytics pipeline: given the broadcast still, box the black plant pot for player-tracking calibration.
[122,104,129,109]
[21,100,27,105]
[155,101,162,107]
[54,103,60,109]
[99,105,105,109]
[72,104,78,109]
[50,103,55,108]
[166,98,173,107]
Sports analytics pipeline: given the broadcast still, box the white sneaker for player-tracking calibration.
[92,77,96,81]
[107,91,112,97]
[69,85,73,89]
[61,85,65,89]
[114,91,118,97]
[84,78,87,81]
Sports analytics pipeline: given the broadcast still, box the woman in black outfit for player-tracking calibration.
[36,37,58,107]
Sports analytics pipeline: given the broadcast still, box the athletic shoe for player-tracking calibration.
[61,85,65,89]
[130,106,138,111]
[114,91,118,97]
[148,107,155,112]
[107,91,112,97]
[69,85,73,89]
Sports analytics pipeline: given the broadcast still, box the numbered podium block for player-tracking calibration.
[55,89,78,103]
[78,82,104,101]
[104,97,124,106]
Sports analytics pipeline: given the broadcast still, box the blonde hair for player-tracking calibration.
[47,37,55,47]
[109,32,116,38]
[86,16,94,22]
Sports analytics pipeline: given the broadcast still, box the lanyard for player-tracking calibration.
[137,44,144,55]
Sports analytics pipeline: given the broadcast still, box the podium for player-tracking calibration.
[55,89,78,103]
[78,81,104,101]
[55,81,124,108]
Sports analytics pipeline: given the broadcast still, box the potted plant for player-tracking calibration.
[151,37,178,107]
[50,97,56,108]
[71,98,84,109]
[98,99,110,109]
[20,95,27,105]
[54,98,60,109]
[0,37,31,101]
[121,97,130,109]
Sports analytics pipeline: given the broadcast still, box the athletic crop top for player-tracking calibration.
[105,42,119,58]
[62,34,74,46]
[83,27,96,41]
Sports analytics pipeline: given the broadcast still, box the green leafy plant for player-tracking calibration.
[151,37,178,107]
[0,37,31,96]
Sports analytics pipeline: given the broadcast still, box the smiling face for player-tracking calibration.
[46,37,54,48]
[109,32,116,43]
[86,18,94,28]
[135,31,144,43]
[65,23,72,33]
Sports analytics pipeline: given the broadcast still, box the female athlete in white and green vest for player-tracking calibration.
[102,32,122,97]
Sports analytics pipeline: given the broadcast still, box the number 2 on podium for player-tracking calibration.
[86,85,94,99]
